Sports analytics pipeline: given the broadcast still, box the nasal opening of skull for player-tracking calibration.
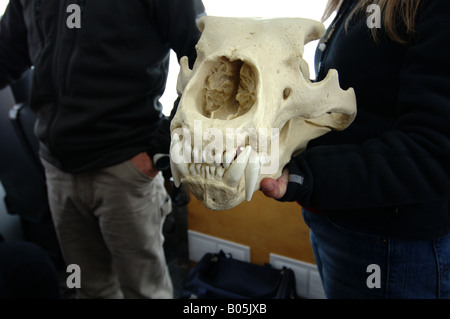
[202,57,257,120]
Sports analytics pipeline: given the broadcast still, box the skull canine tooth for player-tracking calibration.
[170,159,182,188]
[223,149,237,169]
[170,135,183,187]
[223,146,252,187]
[179,162,189,177]
[245,151,261,202]
[236,146,245,158]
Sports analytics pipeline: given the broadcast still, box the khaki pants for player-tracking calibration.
[42,158,173,299]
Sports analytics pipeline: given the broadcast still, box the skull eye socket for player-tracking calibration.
[203,57,257,120]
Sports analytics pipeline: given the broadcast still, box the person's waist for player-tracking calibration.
[39,138,150,174]
[304,201,450,240]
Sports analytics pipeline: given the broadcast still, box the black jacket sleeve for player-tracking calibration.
[0,0,32,89]
[149,0,205,68]
[282,0,450,210]
[144,0,205,169]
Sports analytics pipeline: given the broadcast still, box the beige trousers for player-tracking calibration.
[42,158,173,299]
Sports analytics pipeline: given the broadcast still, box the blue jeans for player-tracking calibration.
[303,209,450,299]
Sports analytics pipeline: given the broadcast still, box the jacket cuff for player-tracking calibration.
[278,157,312,204]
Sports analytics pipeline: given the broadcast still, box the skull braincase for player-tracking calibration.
[170,16,357,211]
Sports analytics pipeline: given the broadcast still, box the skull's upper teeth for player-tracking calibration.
[236,146,245,158]
[223,145,252,187]
[170,144,261,202]
[170,157,188,189]
[223,148,237,169]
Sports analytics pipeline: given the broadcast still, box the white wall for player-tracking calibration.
[0,0,7,14]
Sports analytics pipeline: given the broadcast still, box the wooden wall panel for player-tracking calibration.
[186,190,316,265]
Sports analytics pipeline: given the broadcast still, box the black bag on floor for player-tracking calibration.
[181,251,297,299]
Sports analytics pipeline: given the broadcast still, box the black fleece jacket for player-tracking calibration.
[282,0,450,240]
[0,0,205,173]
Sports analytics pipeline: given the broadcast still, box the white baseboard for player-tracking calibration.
[186,230,326,299]
[270,253,326,299]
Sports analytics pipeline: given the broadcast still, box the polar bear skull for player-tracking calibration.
[170,16,357,210]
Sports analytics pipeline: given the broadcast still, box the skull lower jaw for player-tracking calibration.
[183,176,245,211]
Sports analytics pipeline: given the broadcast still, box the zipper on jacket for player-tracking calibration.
[65,0,85,93]
[48,0,66,158]
[316,1,355,79]
[34,0,45,46]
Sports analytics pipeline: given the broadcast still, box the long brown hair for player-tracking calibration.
[322,0,422,44]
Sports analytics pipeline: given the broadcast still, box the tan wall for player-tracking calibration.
[186,190,316,266]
